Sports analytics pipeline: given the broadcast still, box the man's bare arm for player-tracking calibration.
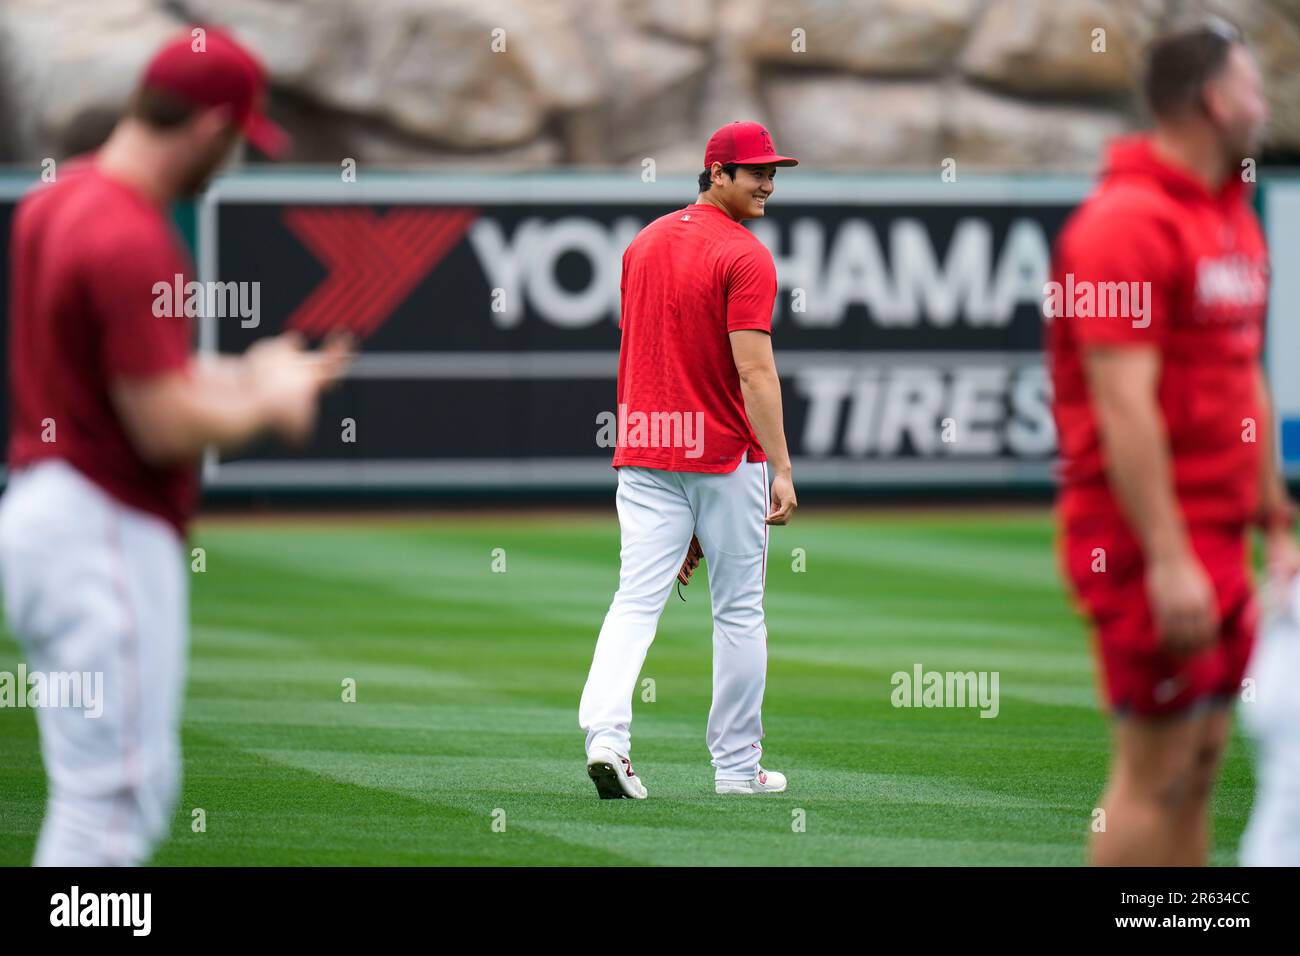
[111,334,351,466]
[112,369,274,465]
[1083,345,1216,651]
[1084,347,1186,559]
[729,329,796,523]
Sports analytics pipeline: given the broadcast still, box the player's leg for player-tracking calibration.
[1091,711,1201,866]
[1240,579,1300,865]
[580,466,695,768]
[1240,737,1300,865]
[0,461,135,864]
[1168,539,1254,865]
[1066,524,1216,864]
[687,455,776,789]
[99,490,189,863]
[0,460,186,865]
[1167,703,1232,866]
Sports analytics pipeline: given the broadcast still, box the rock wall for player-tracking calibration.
[1,0,1296,170]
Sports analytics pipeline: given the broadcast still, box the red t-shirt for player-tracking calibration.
[1048,135,1268,530]
[7,161,197,535]
[612,202,776,472]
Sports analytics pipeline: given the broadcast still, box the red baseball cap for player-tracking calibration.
[140,26,289,159]
[704,121,798,168]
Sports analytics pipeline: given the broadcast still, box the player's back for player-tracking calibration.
[613,202,775,472]
[619,203,766,383]
[622,205,755,327]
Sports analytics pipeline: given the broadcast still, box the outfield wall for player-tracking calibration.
[2,170,1299,493]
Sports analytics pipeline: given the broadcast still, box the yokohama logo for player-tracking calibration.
[282,206,477,338]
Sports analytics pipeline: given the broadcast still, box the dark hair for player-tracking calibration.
[60,106,120,156]
[128,87,200,129]
[697,162,738,193]
[1143,16,1244,120]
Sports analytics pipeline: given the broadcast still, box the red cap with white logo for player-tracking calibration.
[704,121,798,168]
[140,26,289,159]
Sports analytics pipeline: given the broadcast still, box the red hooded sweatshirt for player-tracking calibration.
[1048,134,1269,531]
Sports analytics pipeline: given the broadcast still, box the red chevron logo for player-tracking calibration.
[282,206,476,339]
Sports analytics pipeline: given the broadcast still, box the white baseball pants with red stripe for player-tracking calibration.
[580,452,770,781]
[0,459,187,866]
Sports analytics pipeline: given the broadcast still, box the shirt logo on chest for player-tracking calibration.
[1193,253,1267,316]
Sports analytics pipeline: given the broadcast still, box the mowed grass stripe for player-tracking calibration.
[0,510,1258,865]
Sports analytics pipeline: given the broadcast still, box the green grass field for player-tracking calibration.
[0,509,1257,866]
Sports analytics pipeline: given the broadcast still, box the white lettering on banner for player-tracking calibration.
[469,217,641,330]
[467,215,1053,331]
[794,363,1054,458]
[877,367,946,455]
[467,218,539,329]
[750,216,1049,328]
[890,219,992,327]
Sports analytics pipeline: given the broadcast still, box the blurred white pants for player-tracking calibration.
[0,459,187,866]
[579,453,770,781]
[1241,575,1300,866]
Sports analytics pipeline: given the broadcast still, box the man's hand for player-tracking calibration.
[766,472,797,525]
[1146,550,1219,657]
[1265,526,1300,587]
[111,333,354,465]
[246,333,353,444]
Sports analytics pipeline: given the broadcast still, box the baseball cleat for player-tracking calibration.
[716,766,787,795]
[587,746,648,799]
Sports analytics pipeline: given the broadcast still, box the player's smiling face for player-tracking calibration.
[716,164,777,220]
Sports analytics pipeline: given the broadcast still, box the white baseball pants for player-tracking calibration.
[1241,576,1300,866]
[580,453,770,781]
[0,458,187,866]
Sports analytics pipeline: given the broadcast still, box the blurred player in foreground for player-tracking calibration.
[579,122,797,798]
[0,28,351,865]
[1240,574,1300,865]
[1049,17,1300,866]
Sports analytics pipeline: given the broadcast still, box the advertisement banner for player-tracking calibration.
[13,171,1292,488]
[197,174,1090,489]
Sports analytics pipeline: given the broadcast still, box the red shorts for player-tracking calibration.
[1060,516,1256,717]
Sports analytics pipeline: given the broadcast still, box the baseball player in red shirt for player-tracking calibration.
[580,122,798,798]
[0,29,350,865]
[1049,18,1300,866]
